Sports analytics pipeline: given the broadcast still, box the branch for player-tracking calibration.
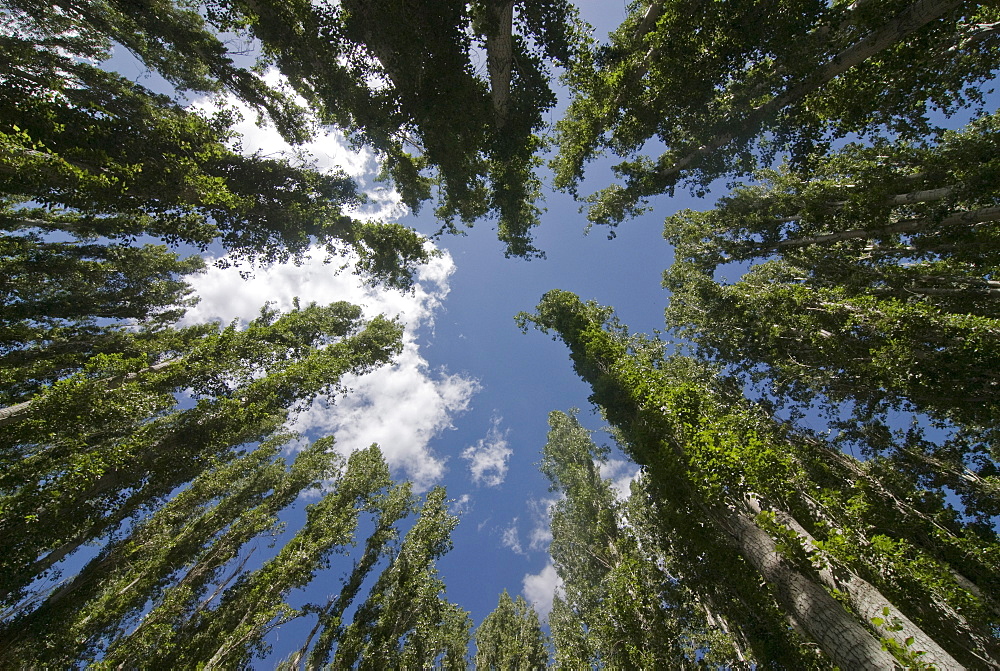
[758,204,1000,252]
[0,357,181,427]
[658,0,963,181]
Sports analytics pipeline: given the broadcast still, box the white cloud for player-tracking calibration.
[501,519,525,556]
[292,345,478,491]
[600,458,640,501]
[450,494,472,516]
[527,496,560,551]
[522,562,562,620]
[179,247,479,492]
[462,416,512,487]
[179,71,479,492]
[190,69,408,222]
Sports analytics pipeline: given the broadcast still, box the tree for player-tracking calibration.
[541,410,738,669]
[474,590,548,670]
[207,0,578,257]
[520,290,999,668]
[661,112,1000,523]
[0,235,211,405]
[3,0,586,258]
[0,246,475,668]
[330,487,472,670]
[0,437,470,668]
[0,300,404,608]
[1,3,433,288]
[198,0,584,258]
[1,433,344,666]
[5,0,313,141]
[554,0,1000,228]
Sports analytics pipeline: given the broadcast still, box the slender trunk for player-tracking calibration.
[798,186,955,215]
[716,506,898,669]
[659,0,963,180]
[701,599,748,663]
[747,498,966,669]
[759,205,1000,252]
[485,0,515,127]
[900,447,1000,501]
[889,186,954,206]
[633,2,663,41]
[17,492,138,596]
[615,2,663,90]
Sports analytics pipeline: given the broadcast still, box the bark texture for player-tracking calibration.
[720,508,898,669]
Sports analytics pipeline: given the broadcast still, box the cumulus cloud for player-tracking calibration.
[523,562,562,620]
[190,69,408,222]
[178,72,481,491]
[462,416,512,487]
[180,245,478,491]
[527,496,560,552]
[292,345,478,490]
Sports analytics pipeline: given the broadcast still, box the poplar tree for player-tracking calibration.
[331,488,471,669]
[555,0,1000,228]
[3,0,584,259]
[520,290,1000,668]
[0,301,404,608]
[0,238,208,405]
[541,410,739,669]
[474,590,548,670]
[1,1,432,288]
[196,0,583,258]
[662,111,1000,524]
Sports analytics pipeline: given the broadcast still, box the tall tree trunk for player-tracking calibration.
[747,498,967,669]
[716,506,899,669]
[485,0,515,128]
[755,205,1000,252]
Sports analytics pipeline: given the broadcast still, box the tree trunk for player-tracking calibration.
[485,0,515,128]
[749,499,966,669]
[759,205,1000,252]
[717,507,898,669]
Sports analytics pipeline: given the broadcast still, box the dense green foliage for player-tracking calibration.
[3,0,584,259]
[542,410,735,669]
[1,0,434,287]
[520,291,1000,667]
[474,590,549,669]
[555,0,1000,228]
[660,112,1000,530]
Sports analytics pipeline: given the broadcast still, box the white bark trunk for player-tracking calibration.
[749,499,965,669]
[720,508,898,669]
[763,205,1000,251]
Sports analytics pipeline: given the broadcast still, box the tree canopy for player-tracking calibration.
[555,0,1000,228]
[521,290,1000,667]
[3,0,1000,666]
